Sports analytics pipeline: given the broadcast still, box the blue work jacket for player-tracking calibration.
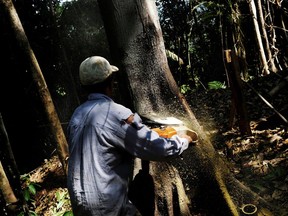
[67,93,189,216]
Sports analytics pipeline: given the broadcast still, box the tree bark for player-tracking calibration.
[247,0,270,75]
[0,113,18,213]
[98,0,275,215]
[0,161,17,213]
[256,0,277,72]
[0,113,20,191]
[0,0,69,174]
[225,50,252,136]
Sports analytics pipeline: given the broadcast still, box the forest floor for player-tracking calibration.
[20,72,288,216]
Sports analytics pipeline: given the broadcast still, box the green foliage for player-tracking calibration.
[20,174,41,202]
[56,85,67,96]
[53,210,73,216]
[19,187,73,216]
[180,84,191,94]
[63,211,74,216]
[17,174,41,216]
[158,0,227,89]
[208,81,226,90]
[18,174,73,216]
[50,189,73,216]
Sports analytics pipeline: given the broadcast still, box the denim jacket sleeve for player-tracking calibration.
[119,113,189,161]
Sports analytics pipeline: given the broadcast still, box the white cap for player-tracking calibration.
[79,56,119,85]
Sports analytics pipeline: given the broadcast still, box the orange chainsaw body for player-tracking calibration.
[152,126,177,138]
[152,125,199,143]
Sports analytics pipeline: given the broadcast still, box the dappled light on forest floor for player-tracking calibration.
[186,74,288,215]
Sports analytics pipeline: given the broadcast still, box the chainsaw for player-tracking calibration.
[152,126,198,143]
[143,116,199,143]
[139,115,198,173]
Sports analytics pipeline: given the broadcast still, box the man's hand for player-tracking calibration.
[179,134,193,144]
[125,114,134,124]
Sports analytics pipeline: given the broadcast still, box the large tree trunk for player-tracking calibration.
[97,0,275,215]
[0,0,69,174]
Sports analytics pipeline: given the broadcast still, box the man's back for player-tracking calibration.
[67,93,136,216]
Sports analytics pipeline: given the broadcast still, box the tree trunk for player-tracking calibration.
[0,113,20,192]
[0,0,69,174]
[98,0,275,215]
[0,113,18,214]
[0,161,17,213]
[248,0,270,75]
[224,2,251,135]
[256,0,277,72]
[268,0,286,71]
[225,50,252,136]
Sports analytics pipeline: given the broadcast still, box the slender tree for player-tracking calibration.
[0,113,20,192]
[0,161,17,213]
[256,0,277,72]
[0,113,18,214]
[0,0,69,174]
[269,0,288,70]
[219,1,252,135]
[248,0,270,75]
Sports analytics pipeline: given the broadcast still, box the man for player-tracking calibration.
[67,56,193,216]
